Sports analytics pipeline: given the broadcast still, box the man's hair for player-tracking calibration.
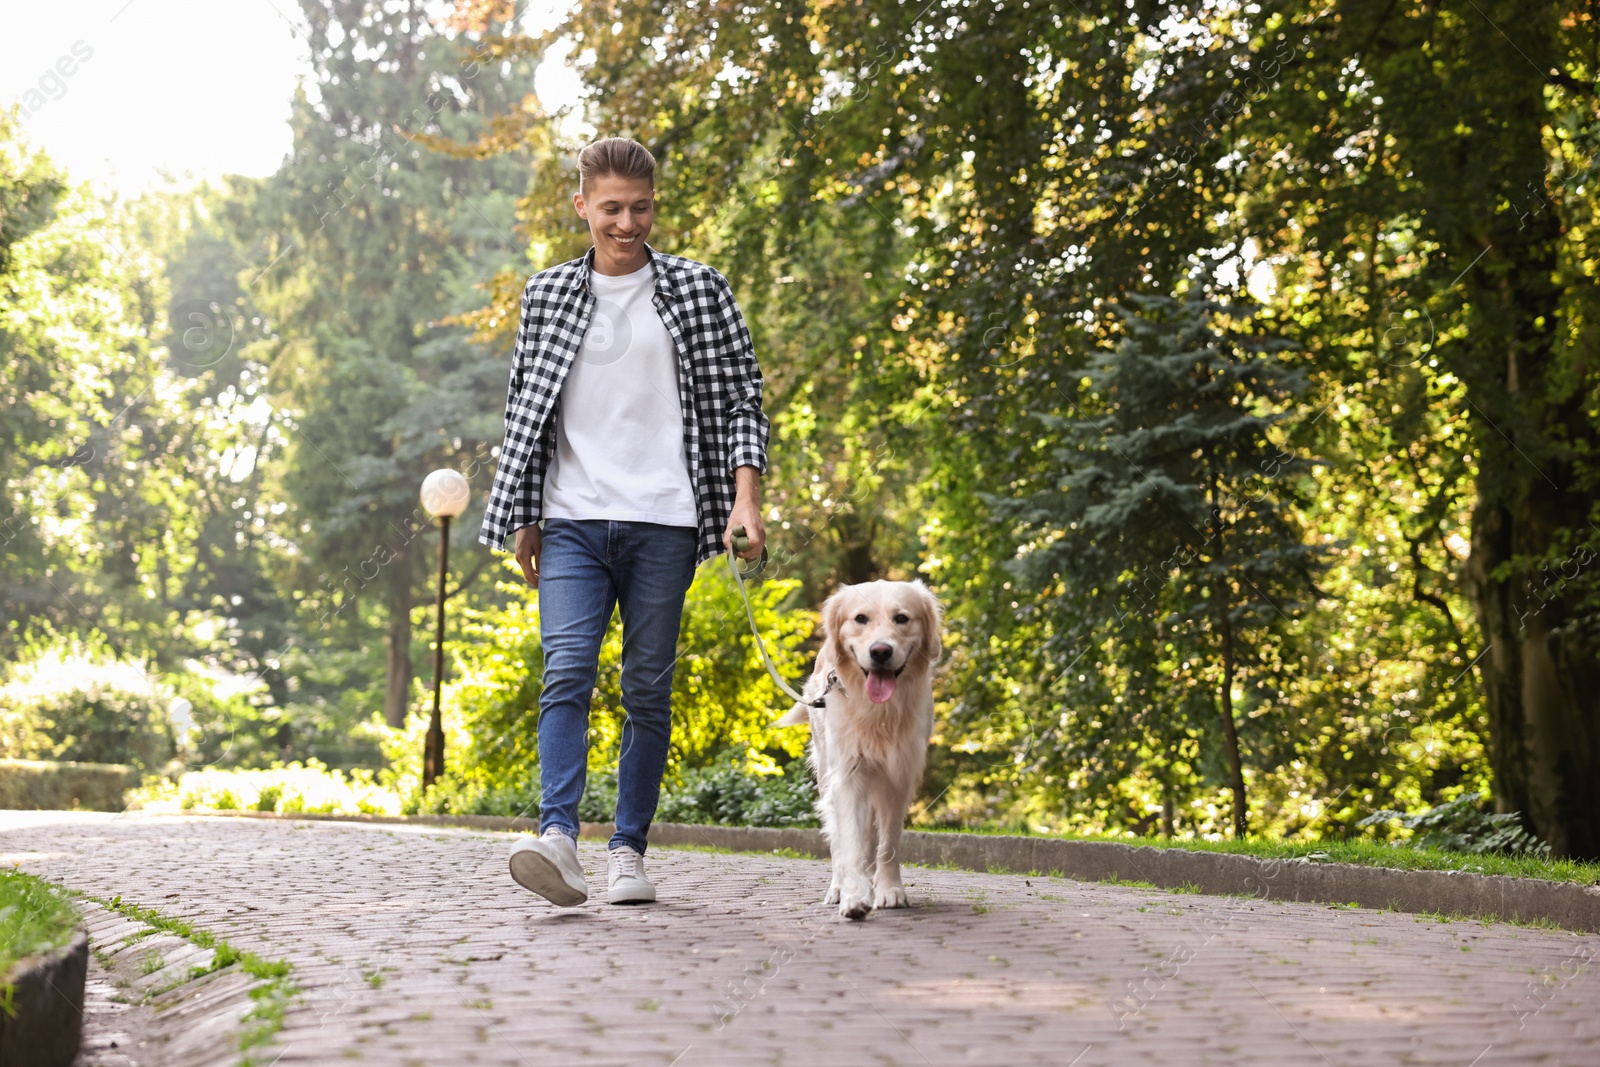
[578,137,655,193]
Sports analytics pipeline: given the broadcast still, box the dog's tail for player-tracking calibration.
[774,703,810,727]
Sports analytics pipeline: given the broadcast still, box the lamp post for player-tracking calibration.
[420,468,470,790]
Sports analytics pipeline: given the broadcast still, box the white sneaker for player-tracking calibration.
[607,845,656,904]
[509,828,588,906]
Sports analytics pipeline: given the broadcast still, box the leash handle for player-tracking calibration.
[729,524,767,579]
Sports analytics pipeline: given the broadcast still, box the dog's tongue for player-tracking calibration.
[866,669,898,704]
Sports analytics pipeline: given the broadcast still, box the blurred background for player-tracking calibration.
[3,0,1598,860]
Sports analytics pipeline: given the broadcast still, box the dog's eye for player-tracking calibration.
[854,613,869,624]
[893,613,909,624]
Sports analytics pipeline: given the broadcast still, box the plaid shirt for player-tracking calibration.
[478,243,769,566]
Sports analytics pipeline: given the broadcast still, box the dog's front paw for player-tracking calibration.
[873,882,909,909]
[838,875,873,921]
[823,882,841,905]
[839,892,872,921]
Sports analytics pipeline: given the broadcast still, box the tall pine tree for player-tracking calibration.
[1005,283,1324,836]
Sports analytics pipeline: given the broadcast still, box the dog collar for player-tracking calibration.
[808,670,842,708]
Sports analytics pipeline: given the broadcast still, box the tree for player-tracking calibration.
[0,110,214,667]
[1001,285,1323,837]
[3,114,306,772]
[237,0,541,727]
[0,107,73,647]
[1236,0,1600,856]
[408,0,1600,851]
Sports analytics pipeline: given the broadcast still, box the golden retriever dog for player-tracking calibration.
[776,580,943,920]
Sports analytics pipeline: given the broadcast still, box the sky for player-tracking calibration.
[0,0,583,197]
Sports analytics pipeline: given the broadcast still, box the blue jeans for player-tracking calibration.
[535,518,697,854]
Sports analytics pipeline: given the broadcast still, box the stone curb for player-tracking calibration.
[75,898,285,1067]
[0,928,87,1067]
[151,811,1600,932]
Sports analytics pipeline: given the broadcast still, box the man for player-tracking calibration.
[478,137,769,905]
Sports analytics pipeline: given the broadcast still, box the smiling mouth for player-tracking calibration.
[610,234,640,245]
[862,663,904,704]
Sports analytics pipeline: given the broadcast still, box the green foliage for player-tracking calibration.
[481,0,1600,856]
[917,823,1600,885]
[165,666,282,772]
[441,748,818,828]
[654,747,818,828]
[130,759,398,816]
[237,0,548,732]
[0,114,169,659]
[1,106,301,727]
[14,1,1600,856]
[0,110,66,277]
[657,566,813,768]
[148,742,817,829]
[0,759,136,812]
[383,559,813,806]
[0,868,79,977]
[576,767,619,824]
[987,284,1324,835]
[1359,793,1552,858]
[0,637,176,772]
[405,773,542,819]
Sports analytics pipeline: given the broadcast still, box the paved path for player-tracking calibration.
[3,812,1596,1066]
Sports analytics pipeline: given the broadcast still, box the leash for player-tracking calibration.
[725,525,834,709]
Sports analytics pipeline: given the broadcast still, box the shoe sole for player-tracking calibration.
[607,883,656,905]
[509,850,588,906]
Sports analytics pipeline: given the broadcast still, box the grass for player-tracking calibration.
[190,805,1596,885]
[1406,907,1568,932]
[913,825,1600,885]
[0,868,80,979]
[668,830,1597,888]
[1100,875,1159,890]
[94,893,295,1063]
[639,820,1597,885]
[657,842,821,861]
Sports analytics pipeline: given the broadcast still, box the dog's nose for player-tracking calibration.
[869,642,894,664]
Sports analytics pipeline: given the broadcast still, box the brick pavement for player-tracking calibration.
[2,811,1596,1066]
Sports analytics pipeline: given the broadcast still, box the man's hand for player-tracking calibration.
[514,524,542,587]
[724,465,765,560]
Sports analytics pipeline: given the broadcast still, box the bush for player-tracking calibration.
[166,664,284,772]
[407,746,817,828]
[655,747,817,827]
[0,758,138,811]
[404,559,814,803]
[0,641,176,772]
[1358,792,1552,856]
[407,773,542,819]
[578,768,620,823]
[130,759,400,816]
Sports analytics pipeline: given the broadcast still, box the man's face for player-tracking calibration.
[574,174,654,269]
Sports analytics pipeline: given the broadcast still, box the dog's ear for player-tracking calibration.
[822,585,853,663]
[912,580,944,668]
[775,703,810,726]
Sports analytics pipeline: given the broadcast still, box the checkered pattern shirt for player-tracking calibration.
[478,243,769,566]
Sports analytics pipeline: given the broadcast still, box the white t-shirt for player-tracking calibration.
[542,261,698,527]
